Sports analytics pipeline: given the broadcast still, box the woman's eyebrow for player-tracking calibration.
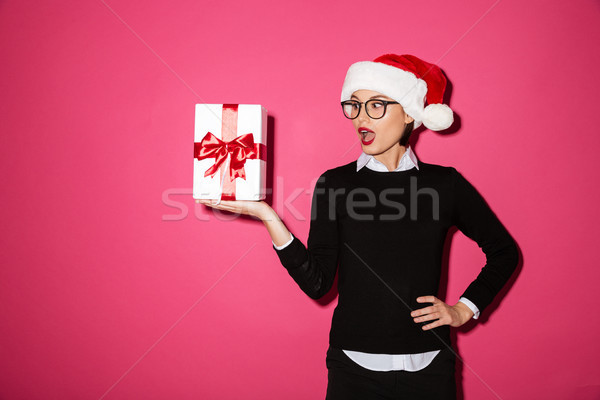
[350,94,391,101]
[370,95,391,100]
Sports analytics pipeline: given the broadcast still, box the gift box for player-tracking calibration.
[193,104,267,201]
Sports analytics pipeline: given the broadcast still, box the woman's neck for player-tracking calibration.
[373,144,407,172]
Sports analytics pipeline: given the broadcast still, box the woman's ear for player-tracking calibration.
[405,114,414,124]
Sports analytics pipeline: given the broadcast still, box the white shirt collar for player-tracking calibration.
[356,147,419,172]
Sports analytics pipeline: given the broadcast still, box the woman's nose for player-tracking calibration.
[357,107,370,123]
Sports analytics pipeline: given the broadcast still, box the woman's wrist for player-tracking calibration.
[257,204,291,247]
[254,202,277,221]
[452,301,475,325]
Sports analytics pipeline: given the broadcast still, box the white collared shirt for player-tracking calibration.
[275,147,479,371]
[356,146,420,173]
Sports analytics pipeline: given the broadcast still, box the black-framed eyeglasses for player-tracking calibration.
[341,99,399,120]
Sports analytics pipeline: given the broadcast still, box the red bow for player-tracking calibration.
[194,132,264,180]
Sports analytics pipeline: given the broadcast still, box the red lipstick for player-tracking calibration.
[359,127,375,145]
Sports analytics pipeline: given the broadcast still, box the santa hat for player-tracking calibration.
[340,54,453,131]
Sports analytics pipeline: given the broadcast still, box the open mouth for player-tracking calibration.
[359,127,375,145]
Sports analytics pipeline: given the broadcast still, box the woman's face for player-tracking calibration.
[351,90,414,156]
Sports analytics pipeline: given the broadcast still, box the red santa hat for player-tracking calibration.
[340,54,454,131]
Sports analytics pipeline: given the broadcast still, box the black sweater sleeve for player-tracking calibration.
[273,172,339,299]
[451,169,519,313]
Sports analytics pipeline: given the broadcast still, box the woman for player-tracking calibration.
[200,54,518,400]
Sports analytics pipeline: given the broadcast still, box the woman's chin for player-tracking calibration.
[361,145,379,155]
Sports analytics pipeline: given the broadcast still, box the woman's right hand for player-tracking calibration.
[197,199,272,220]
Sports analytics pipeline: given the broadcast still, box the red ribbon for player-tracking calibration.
[194,132,265,181]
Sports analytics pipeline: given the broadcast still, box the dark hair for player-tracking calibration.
[399,120,414,147]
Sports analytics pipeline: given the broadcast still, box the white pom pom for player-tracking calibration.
[422,104,453,131]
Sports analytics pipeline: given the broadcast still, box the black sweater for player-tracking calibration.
[275,162,518,354]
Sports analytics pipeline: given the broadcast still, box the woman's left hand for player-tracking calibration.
[411,296,474,331]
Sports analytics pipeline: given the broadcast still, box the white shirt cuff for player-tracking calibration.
[272,233,294,250]
[458,297,480,319]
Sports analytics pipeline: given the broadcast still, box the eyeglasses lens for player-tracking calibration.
[366,101,385,119]
[343,102,360,119]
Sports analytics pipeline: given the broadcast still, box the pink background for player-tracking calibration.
[1,0,599,399]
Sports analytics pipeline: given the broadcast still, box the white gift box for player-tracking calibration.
[193,104,267,200]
